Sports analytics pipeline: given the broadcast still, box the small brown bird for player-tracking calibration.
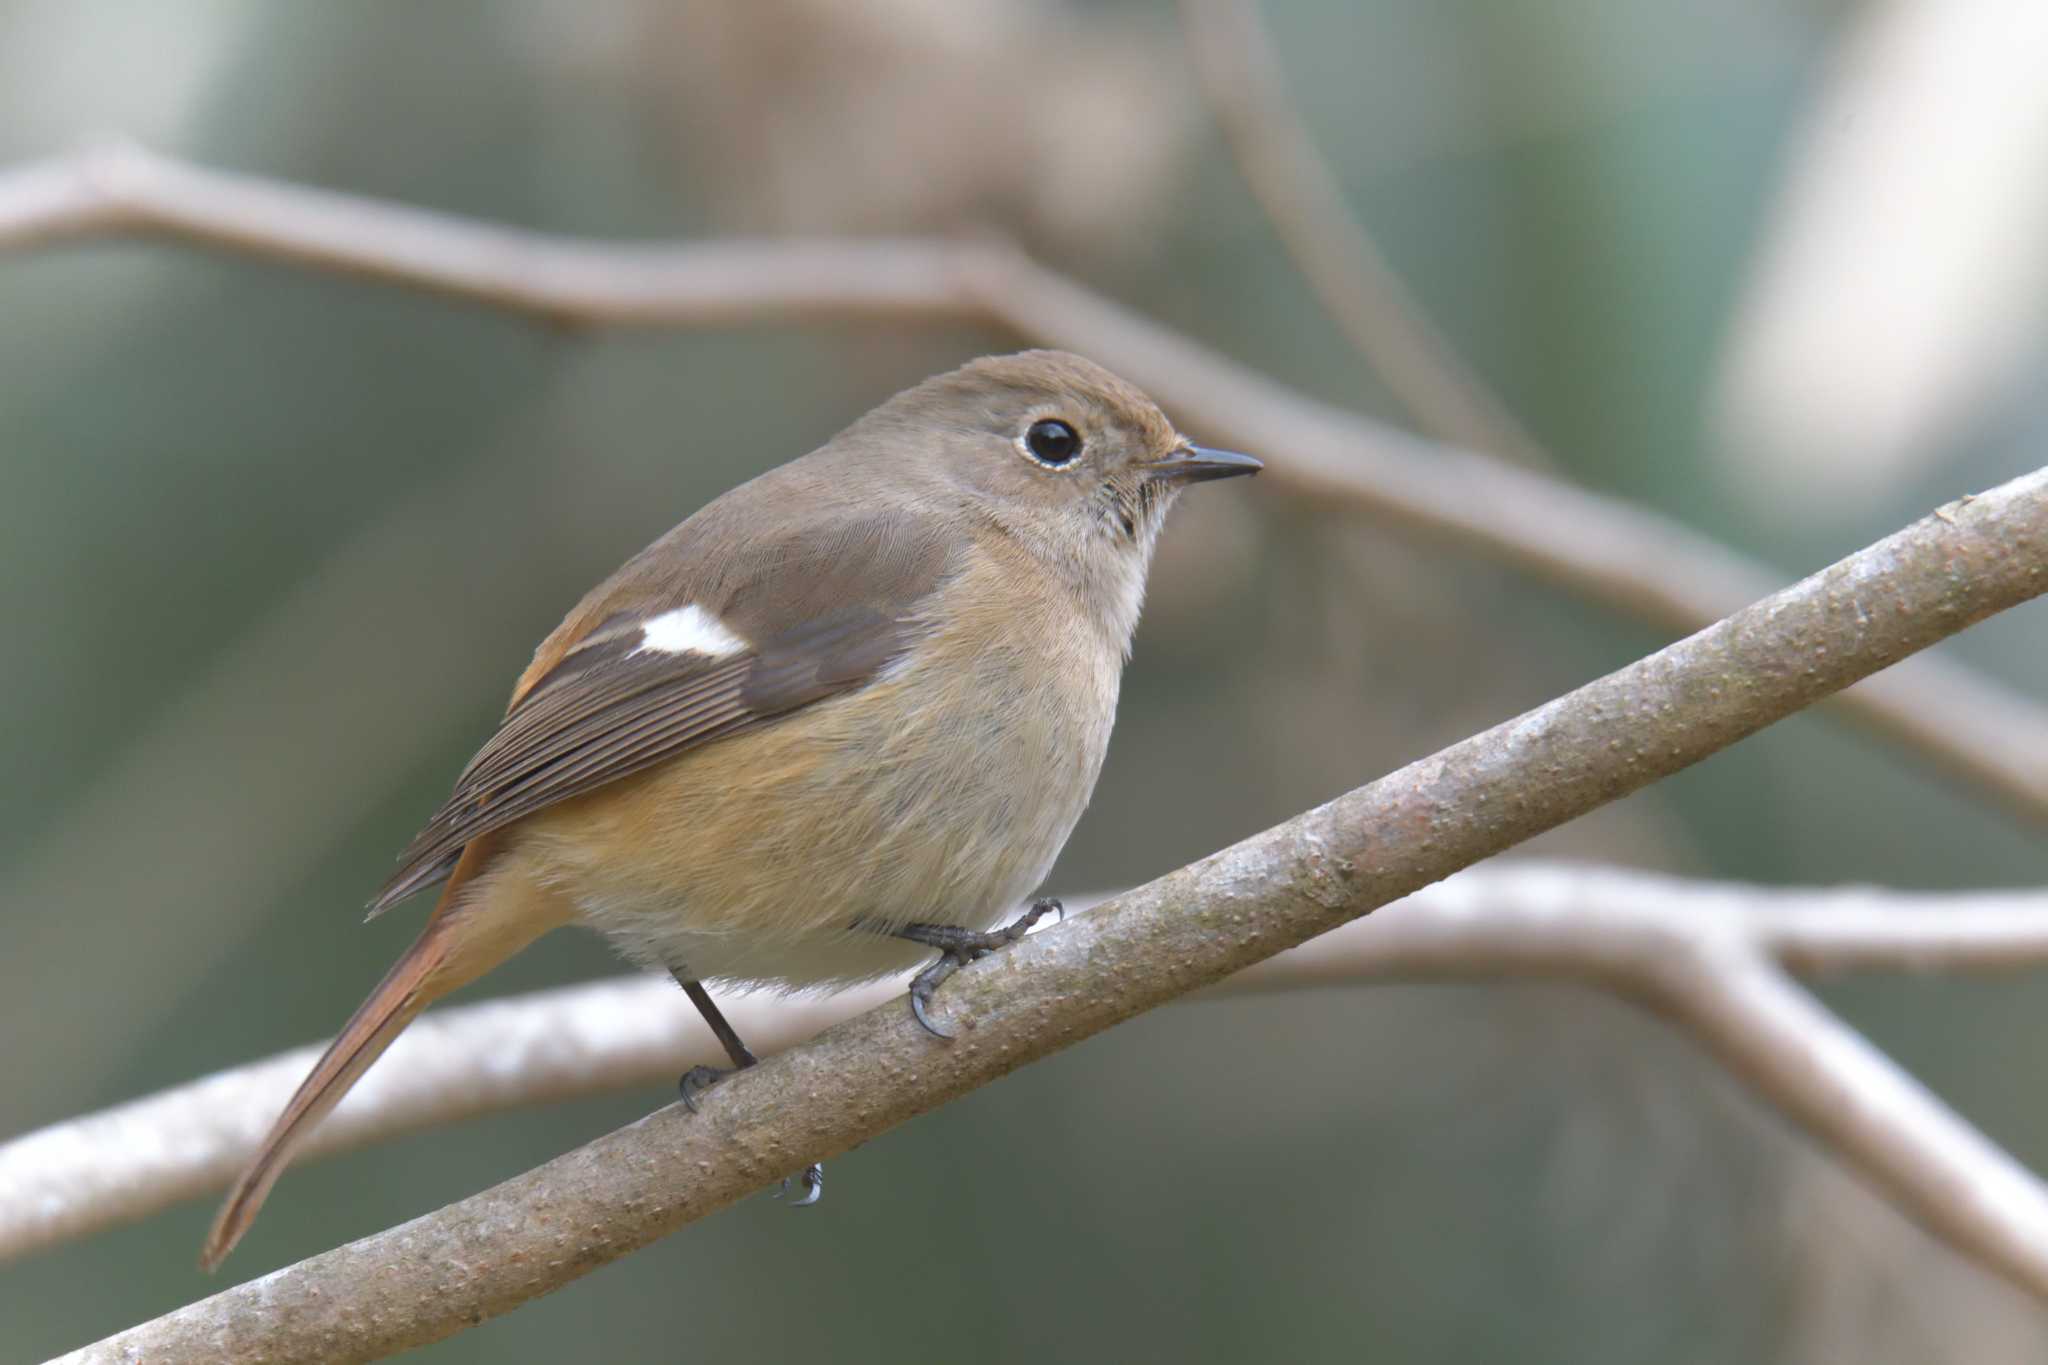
[202,350,1260,1268]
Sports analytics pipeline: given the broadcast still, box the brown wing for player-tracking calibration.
[368,504,951,916]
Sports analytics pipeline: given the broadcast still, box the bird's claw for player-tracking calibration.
[684,1069,829,1206]
[897,897,1063,1040]
[678,1063,735,1114]
[775,1163,825,1207]
[908,967,958,1039]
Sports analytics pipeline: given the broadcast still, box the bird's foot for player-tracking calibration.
[678,1067,827,1207]
[777,1164,825,1207]
[677,1063,740,1114]
[671,975,826,1205]
[889,897,1063,1039]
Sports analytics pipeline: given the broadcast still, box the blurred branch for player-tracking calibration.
[1,145,2045,825]
[13,867,2048,1266]
[49,469,2048,1362]
[0,140,970,326]
[1177,0,1551,466]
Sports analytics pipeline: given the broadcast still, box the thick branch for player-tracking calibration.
[11,867,2048,1266]
[55,469,2048,1362]
[0,146,2044,823]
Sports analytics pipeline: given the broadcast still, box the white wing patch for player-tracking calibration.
[635,604,747,658]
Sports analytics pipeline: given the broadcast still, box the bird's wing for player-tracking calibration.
[368,506,953,916]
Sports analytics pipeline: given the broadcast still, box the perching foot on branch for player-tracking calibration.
[887,897,1064,1039]
[673,973,824,1203]
[676,1063,740,1114]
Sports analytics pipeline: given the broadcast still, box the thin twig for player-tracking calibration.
[50,467,2048,1363]
[1,145,2038,826]
[1178,0,1551,466]
[11,867,2048,1265]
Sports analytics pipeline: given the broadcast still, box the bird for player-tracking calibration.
[200,349,1261,1269]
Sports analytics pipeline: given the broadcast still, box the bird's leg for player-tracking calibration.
[674,976,756,1109]
[672,974,822,1207]
[868,897,1064,1040]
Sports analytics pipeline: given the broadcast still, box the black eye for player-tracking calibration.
[1024,418,1082,466]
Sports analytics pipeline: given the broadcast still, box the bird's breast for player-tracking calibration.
[515,545,1126,989]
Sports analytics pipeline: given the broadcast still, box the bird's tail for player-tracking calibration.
[201,842,558,1270]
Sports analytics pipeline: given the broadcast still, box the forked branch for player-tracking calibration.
[7,868,2048,1277]
[50,466,2048,1362]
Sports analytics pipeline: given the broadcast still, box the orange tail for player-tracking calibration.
[201,843,560,1270]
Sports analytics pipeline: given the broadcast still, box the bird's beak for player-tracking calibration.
[1144,444,1264,484]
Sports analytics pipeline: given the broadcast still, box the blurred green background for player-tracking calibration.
[5,1,2047,1360]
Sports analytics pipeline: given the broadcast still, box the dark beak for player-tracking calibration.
[1146,444,1264,484]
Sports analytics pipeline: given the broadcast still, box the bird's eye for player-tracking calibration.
[1023,418,1082,466]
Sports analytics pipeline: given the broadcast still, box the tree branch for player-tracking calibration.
[1,145,2040,827]
[9,867,2048,1267]
[1178,0,1552,466]
[49,467,2048,1363]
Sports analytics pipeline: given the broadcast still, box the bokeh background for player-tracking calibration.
[5,1,2048,1360]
